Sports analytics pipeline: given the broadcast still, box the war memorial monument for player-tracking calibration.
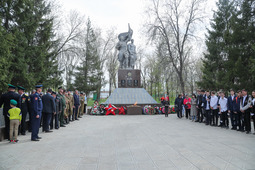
[105,24,158,114]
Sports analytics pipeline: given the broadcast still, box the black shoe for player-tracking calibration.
[240,130,245,132]
[55,127,59,129]
[78,116,82,118]
[37,137,42,139]
[195,120,199,122]
[60,125,66,127]
[75,118,79,120]
[45,130,53,133]
[31,139,40,141]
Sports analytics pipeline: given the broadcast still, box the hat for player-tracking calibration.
[58,86,62,90]
[35,85,43,88]
[8,84,16,89]
[10,99,17,106]
[201,90,205,92]
[17,85,25,91]
[52,91,56,95]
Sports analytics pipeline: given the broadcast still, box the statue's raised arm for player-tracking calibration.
[117,24,133,42]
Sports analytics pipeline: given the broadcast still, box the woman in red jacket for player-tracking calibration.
[183,94,191,119]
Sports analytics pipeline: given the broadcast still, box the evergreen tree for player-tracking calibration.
[0,21,13,94]
[230,0,255,91]
[0,0,62,90]
[198,0,236,91]
[74,19,103,96]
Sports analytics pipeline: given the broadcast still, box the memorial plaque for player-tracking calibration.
[118,69,141,88]
[121,80,126,87]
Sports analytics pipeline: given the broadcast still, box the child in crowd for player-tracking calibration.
[8,99,22,143]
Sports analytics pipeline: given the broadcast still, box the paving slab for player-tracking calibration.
[0,114,254,170]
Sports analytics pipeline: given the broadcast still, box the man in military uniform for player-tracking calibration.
[17,86,30,135]
[0,84,21,140]
[79,92,85,117]
[50,91,61,129]
[57,87,66,127]
[30,85,43,141]
[64,90,70,124]
[67,90,74,121]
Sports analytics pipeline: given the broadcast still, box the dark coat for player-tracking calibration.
[233,97,241,112]
[196,94,203,109]
[203,95,211,110]
[42,93,55,113]
[55,95,61,114]
[30,92,43,116]
[175,97,183,111]
[0,91,21,115]
[227,95,236,111]
[73,94,80,106]
[20,93,30,115]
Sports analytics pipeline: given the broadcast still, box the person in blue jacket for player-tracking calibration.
[30,85,43,141]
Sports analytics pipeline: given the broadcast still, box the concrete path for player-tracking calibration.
[0,115,254,170]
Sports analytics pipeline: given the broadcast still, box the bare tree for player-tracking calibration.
[145,0,206,94]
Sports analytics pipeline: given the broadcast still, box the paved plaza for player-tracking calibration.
[0,114,255,170]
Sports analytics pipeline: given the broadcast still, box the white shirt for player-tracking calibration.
[210,95,218,110]
[219,97,228,112]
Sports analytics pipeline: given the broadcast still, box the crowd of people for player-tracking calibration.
[0,84,87,143]
[174,89,255,135]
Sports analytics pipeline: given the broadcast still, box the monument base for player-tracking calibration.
[104,88,158,107]
[127,105,142,115]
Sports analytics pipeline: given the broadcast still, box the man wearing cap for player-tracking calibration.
[67,90,74,121]
[64,90,70,124]
[30,85,43,141]
[17,86,30,135]
[57,87,66,127]
[42,89,55,132]
[0,84,21,140]
[79,92,85,117]
[50,91,61,129]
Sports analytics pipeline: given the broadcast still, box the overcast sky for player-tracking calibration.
[59,0,217,49]
[59,0,218,91]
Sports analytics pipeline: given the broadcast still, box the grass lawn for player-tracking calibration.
[87,98,107,107]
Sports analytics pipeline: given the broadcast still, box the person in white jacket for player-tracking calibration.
[210,91,218,126]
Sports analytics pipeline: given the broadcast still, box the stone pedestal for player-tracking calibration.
[127,105,142,115]
[118,69,141,88]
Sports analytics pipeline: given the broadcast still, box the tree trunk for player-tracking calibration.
[109,76,112,96]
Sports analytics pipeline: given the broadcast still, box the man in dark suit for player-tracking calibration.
[42,89,55,133]
[0,84,21,140]
[227,89,236,130]
[17,86,30,135]
[204,90,211,125]
[73,90,80,120]
[240,89,252,134]
[50,91,61,130]
[196,90,204,123]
